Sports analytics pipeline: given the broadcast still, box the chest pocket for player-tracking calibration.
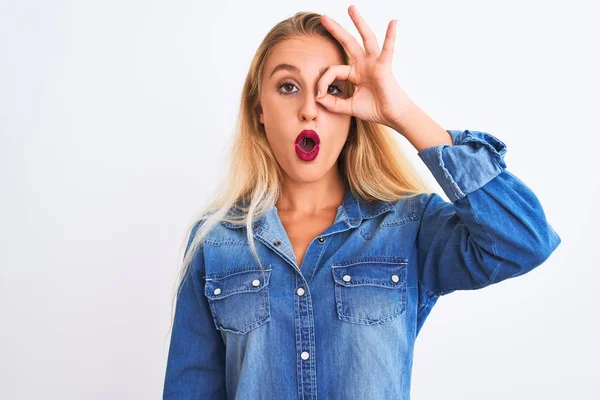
[204,266,272,334]
[331,258,407,325]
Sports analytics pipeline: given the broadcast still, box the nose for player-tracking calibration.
[299,90,320,122]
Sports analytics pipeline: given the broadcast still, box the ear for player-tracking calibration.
[258,105,264,125]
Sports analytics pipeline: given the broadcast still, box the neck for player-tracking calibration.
[276,170,345,216]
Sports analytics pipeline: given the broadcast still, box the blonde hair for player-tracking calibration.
[166,11,434,339]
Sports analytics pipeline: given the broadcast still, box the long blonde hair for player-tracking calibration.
[167,11,434,338]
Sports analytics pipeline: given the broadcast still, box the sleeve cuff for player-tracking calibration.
[417,129,508,202]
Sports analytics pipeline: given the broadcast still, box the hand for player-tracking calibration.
[316,6,416,129]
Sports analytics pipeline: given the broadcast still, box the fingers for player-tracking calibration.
[314,64,354,116]
[315,86,353,117]
[320,14,364,60]
[378,19,398,66]
[316,65,355,99]
[347,5,380,57]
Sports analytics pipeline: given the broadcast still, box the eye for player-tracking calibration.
[328,85,344,95]
[327,84,344,96]
[276,80,344,97]
[277,80,298,95]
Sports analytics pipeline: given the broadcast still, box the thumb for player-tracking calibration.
[315,93,353,116]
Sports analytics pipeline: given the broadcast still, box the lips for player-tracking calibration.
[295,130,320,161]
[295,130,321,146]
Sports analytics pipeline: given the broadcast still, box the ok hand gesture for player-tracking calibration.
[316,6,415,129]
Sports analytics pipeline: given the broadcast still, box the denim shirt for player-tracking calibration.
[163,129,561,400]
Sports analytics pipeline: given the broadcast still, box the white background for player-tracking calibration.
[1,0,598,399]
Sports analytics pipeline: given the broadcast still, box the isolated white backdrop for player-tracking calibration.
[1,0,598,399]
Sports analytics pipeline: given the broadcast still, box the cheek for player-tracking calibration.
[333,131,350,151]
[333,116,352,136]
[263,126,289,153]
[261,99,289,125]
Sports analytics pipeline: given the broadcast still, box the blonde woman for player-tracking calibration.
[163,6,561,399]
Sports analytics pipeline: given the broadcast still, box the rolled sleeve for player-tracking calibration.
[418,129,508,202]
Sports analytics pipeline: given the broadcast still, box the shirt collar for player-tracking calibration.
[221,184,395,230]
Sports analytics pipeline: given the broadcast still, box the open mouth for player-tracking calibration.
[299,137,316,152]
[295,129,320,161]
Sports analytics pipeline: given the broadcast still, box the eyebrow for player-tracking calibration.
[269,63,328,79]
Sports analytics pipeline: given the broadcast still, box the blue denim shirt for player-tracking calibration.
[163,129,561,400]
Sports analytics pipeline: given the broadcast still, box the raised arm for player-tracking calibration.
[415,129,561,297]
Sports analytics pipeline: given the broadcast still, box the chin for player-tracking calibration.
[289,170,325,183]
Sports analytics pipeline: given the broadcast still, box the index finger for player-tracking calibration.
[320,14,364,60]
[347,6,380,57]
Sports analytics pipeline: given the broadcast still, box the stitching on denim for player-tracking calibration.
[331,256,408,266]
[332,271,407,288]
[331,261,407,291]
[207,296,221,331]
[311,237,329,283]
[359,222,384,240]
[334,284,407,325]
[436,145,465,201]
[466,192,503,289]
[381,214,418,227]
[416,285,438,318]
[205,280,269,299]
[361,202,396,219]
[416,193,436,295]
[216,313,270,335]
[341,204,354,228]
[424,193,503,295]
[295,275,305,400]
[461,130,507,169]
[462,135,505,172]
[205,238,249,247]
[206,278,271,334]
[307,287,317,396]
[416,281,438,315]
[419,281,437,300]
[205,278,269,301]
[205,265,272,280]
[338,307,406,325]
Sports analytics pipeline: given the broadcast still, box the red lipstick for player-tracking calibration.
[295,130,320,161]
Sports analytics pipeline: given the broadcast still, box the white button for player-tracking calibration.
[252,279,261,287]
[391,274,400,283]
[301,351,310,360]
[296,287,305,296]
[213,288,221,295]
[342,275,351,282]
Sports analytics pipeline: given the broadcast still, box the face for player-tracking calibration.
[259,35,352,184]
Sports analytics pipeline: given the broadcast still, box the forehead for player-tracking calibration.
[265,36,345,77]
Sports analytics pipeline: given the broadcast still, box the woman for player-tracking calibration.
[163,6,561,399]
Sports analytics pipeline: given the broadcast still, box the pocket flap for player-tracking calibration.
[331,259,407,288]
[205,267,272,300]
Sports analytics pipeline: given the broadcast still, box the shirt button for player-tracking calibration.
[252,279,261,287]
[301,351,310,360]
[273,240,281,247]
[252,223,258,231]
[296,287,305,296]
[213,288,221,295]
[342,275,351,282]
[391,274,400,283]
[317,236,325,244]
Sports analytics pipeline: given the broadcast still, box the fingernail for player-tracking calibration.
[316,90,321,98]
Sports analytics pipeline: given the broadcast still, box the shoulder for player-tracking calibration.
[382,193,434,225]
